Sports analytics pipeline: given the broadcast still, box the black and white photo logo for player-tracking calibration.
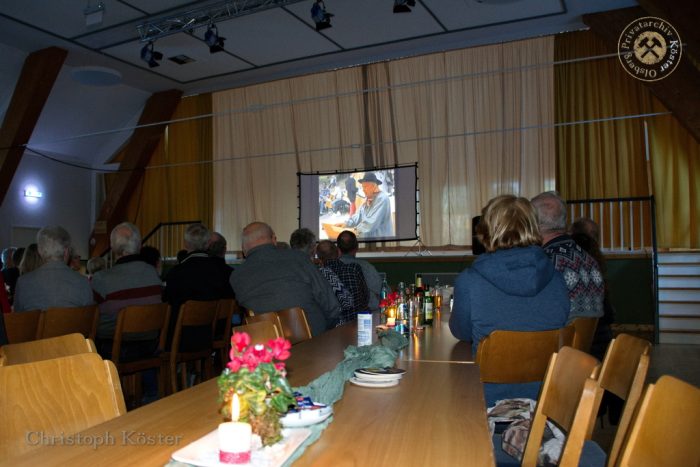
[618,17,682,82]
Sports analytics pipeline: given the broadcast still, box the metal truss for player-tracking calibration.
[137,0,307,42]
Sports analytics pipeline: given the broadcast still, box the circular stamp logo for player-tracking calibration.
[618,17,682,81]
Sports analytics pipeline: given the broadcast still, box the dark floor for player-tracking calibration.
[591,342,700,452]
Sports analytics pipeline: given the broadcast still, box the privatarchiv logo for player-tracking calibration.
[618,17,682,82]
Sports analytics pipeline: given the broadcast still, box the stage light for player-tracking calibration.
[204,25,226,53]
[393,0,415,13]
[140,41,163,68]
[311,0,333,32]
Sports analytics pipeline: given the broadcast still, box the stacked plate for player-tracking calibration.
[349,367,406,388]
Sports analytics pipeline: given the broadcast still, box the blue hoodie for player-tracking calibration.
[449,245,569,405]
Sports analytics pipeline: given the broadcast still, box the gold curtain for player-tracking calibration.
[555,30,700,248]
[213,37,555,250]
[122,94,212,251]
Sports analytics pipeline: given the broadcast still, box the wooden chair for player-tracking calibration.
[277,307,312,344]
[245,312,283,339]
[235,321,279,344]
[110,303,170,406]
[213,298,238,370]
[3,310,43,343]
[166,300,218,394]
[39,305,99,340]
[616,375,700,467]
[570,317,599,353]
[0,333,96,366]
[476,327,572,384]
[0,353,126,460]
[595,334,651,466]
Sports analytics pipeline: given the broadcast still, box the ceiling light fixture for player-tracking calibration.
[310,0,333,32]
[204,24,226,53]
[84,1,105,27]
[140,42,163,68]
[393,0,416,13]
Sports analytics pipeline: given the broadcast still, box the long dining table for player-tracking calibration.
[8,310,494,466]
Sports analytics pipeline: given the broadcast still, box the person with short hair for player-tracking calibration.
[316,239,369,322]
[164,223,235,349]
[14,226,93,312]
[207,231,228,259]
[336,172,393,238]
[449,195,569,406]
[91,222,163,349]
[231,222,340,336]
[531,192,604,322]
[86,256,107,278]
[337,230,382,312]
[18,243,42,276]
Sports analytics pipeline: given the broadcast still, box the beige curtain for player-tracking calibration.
[213,37,555,250]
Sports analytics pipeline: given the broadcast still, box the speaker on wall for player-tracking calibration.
[472,216,485,255]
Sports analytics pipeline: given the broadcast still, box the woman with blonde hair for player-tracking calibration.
[449,194,569,405]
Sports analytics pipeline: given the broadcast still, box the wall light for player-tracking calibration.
[24,187,43,199]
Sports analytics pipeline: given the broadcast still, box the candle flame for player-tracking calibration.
[231,393,240,422]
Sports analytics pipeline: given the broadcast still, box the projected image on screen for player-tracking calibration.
[299,165,417,243]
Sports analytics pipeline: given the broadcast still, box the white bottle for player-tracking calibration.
[357,311,373,347]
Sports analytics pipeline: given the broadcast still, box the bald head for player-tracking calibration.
[531,191,567,243]
[241,222,275,255]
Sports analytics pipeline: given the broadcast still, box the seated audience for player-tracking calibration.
[290,229,354,320]
[14,226,93,311]
[164,223,235,349]
[207,231,229,263]
[531,192,604,322]
[68,247,82,272]
[140,246,162,277]
[91,222,163,357]
[337,230,382,312]
[18,243,42,275]
[231,222,340,336]
[0,273,10,314]
[1,247,19,299]
[449,195,569,406]
[86,256,106,279]
[316,239,369,320]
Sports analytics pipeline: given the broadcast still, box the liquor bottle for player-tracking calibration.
[395,290,406,335]
[415,274,423,289]
[380,278,390,301]
[433,277,443,312]
[423,284,434,325]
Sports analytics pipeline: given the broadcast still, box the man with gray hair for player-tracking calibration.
[531,191,604,322]
[231,222,340,336]
[165,223,234,348]
[14,226,93,311]
[91,222,163,352]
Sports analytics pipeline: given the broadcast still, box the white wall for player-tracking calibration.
[0,153,92,258]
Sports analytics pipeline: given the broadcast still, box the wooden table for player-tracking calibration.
[9,314,492,466]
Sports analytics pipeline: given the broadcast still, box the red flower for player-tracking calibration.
[227,357,242,372]
[252,343,273,363]
[274,362,286,372]
[231,332,251,353]
[268,337,292,361]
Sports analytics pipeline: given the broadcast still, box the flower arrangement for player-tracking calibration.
[379,291,399,309]
[218,332,296,446]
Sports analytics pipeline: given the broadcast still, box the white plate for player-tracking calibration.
[280,404,333,428]
[353,371,403,382]
[349,377,400,388]
[171,428,310,467]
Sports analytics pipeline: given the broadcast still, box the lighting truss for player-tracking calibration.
[137,0,307,42]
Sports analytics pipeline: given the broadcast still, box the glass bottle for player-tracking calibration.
[423,284,434,325]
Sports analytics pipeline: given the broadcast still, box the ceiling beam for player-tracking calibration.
[89,89,183,257]
[583,7,700,144]
[0,47,67,206]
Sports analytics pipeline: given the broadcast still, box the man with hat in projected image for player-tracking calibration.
[337,172,393,238]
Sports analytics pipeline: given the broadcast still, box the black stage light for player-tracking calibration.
[140,42,163,68]
[393,0,412,13]
[204,25,226,53]
[311,0,333,31]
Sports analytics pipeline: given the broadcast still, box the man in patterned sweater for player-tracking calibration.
[316,239,369,323]
[531,191,604,323]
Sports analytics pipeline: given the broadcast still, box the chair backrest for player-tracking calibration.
[214,298,238,341]
[616,375,700,467]
[0,333,96,366]
[276,307,312,345]
[522,346,602,467]
[570,317,599,353]
[597,334,651,466]
[235,321,279,345]
[0,353,126,460]
[245,312,283,339]
[39,305,99,340]
[111,303,170,365]
[476,328,571,383]
[170,300,217,353]
[4,310,43,343]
